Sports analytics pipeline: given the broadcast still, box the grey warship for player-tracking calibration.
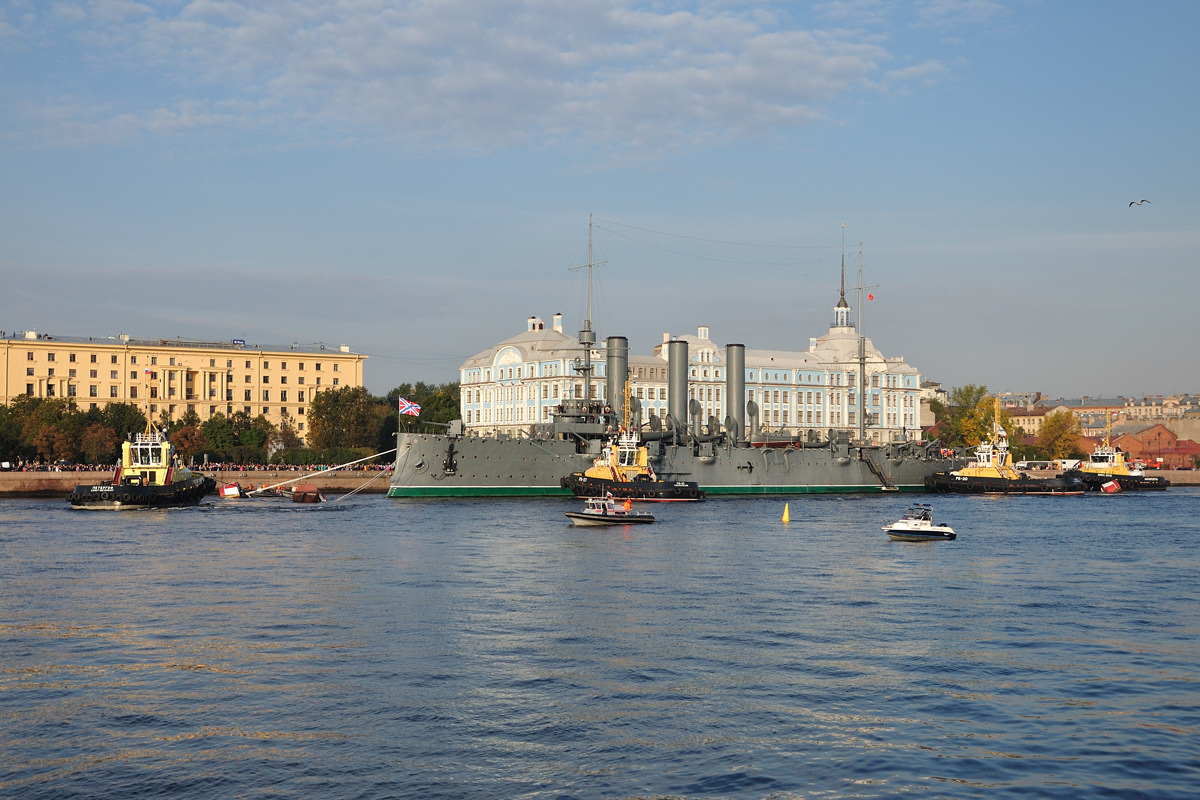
[388,247,957,496]
[387,337,956,496]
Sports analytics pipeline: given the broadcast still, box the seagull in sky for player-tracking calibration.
[1129,199,1150,206]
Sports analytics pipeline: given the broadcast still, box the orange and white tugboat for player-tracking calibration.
[1067,413,1169,492]
[68,426,215,509]
[925,398,1084,495]
[561,379,705,501]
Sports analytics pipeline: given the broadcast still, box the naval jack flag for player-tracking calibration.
[398,397,421,417]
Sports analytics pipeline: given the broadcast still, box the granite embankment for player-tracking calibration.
[0,469,393,497]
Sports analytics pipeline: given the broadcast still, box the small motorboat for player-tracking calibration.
[883,503,955,541]
[565,495,655,527]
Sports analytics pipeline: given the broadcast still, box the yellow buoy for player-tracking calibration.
[782,502,790,523]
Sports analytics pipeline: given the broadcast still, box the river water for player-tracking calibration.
[2,490,1198,799]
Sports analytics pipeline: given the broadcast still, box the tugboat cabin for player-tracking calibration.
[117,431,175,486]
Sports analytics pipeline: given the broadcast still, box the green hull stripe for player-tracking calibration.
[387,486,574,497]
[386,484,924,497]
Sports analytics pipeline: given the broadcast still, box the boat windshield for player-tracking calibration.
[132,445,164,466]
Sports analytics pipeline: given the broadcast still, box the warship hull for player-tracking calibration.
[387,431,958,497]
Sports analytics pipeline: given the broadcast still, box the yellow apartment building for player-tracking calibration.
[2,331,366,444]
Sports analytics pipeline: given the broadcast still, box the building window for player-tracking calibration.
[244,375,251,382]
[298,377,305,385]
[280,376,287,385]
[130,387,137,399]
[150,371,157,380]
[151,357,157,365]
[298,391,304,402]
[90,354,97,363]
[316,378,321,386]
[26,367,33,376]
[48,352,56,362]
[130,356,136,365]
[210,359,216,367]
[298,407,305,415]
[281,362,287,370]
[334,364,339,372]
[131,371,137,380]
[110,371,118,379]
[333,378,339,386]
[69,353,76,363]
[26,351,33,361]
[168,387,175,397]
[112,355,118,364]
[264,361,269,369]
[298,423,304,431]
[110,386,118,397]
[263,390,270,401]
[67,384,77,397]
[226,360,233,368]
[316,363,322,371]
[169,358,176,366]
[262,375,270,384]
[244,390,252,401]
[69,369,77,378]
[47,368,55,377]
[26,384,34,395]
[280,391,288,402]
[89,385,98,397]
[151,387,158,399]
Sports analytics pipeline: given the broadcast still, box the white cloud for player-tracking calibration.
[7,1,979,154]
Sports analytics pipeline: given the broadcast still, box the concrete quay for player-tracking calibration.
[0,469,394,497]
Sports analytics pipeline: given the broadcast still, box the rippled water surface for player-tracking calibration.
[2,490,1199,798]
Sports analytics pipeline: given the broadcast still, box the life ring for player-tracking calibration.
[67,492,77,502]
[121,493,133,502]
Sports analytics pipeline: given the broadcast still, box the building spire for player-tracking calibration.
[833,222,851,328]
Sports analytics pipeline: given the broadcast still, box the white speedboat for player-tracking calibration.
[883,503,955,541]
[565,495,655,527]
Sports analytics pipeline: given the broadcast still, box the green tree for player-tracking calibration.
[101,403,148,440]
[308,386,383,449]
[1038,410,1084,459]
[200,413,237,460]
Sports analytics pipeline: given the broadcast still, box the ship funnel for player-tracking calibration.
[667,339,689,442]
[605,336,628,424]
[725,344,745,445]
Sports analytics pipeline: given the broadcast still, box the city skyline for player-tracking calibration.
[2,1,1197,398]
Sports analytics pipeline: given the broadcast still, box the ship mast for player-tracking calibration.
[569,214,604,406]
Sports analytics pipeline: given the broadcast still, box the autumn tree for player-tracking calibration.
[1038,410,1084,459]
[171,425,205,464]
[80,422,119,464]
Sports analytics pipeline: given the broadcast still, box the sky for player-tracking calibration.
[2,0,1197,400]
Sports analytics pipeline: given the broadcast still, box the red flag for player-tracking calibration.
[868,293,874,300]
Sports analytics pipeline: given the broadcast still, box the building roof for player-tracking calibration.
[2,330,363,356]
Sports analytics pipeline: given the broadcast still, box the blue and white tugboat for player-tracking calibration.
[883,503,956,541]
[68,426,215,509]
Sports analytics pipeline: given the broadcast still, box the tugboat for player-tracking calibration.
[561,379,705,501]
[1067,413,1170,491]
[565,494,655,527]
[68,426,215,509]
[883,503,955,541]
[925,397,1084,495]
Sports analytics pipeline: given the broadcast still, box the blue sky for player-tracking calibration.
[2,0,1197,398]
